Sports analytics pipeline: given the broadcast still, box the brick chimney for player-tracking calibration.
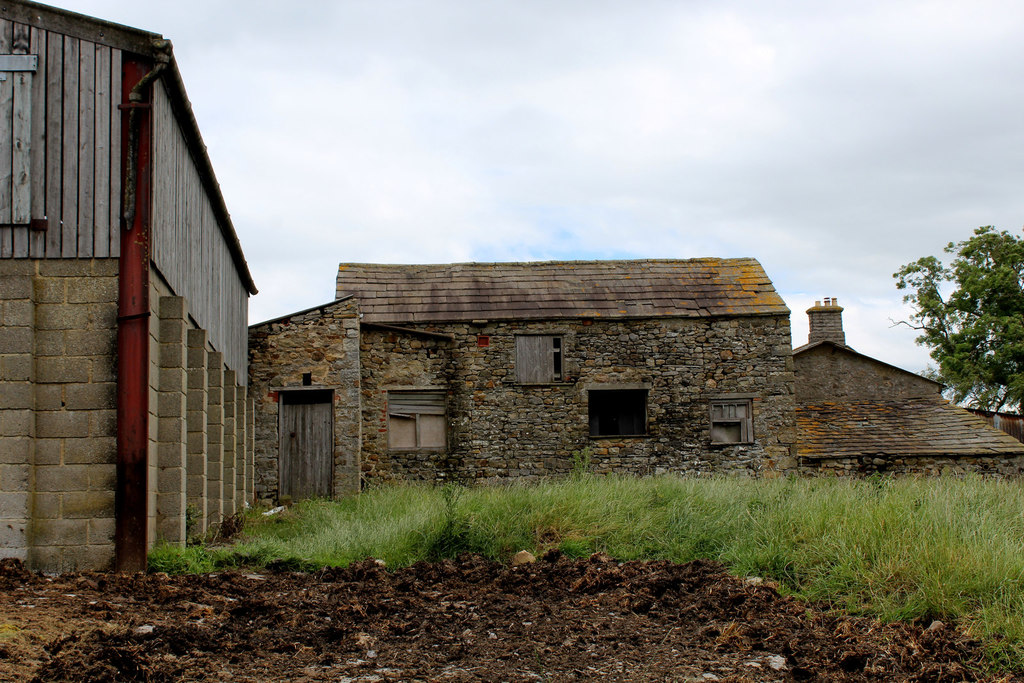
[807,297,845,345]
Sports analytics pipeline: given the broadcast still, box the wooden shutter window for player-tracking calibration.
[0,53,37,227]
[710,400,753,444]
[516,335,562,383]
[388,391,446,451]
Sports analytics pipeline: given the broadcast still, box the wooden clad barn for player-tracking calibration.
[0,0,256,572]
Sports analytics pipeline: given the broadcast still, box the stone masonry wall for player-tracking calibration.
[0,259,118,572]
[359,314,796,484]
[801,454,1024,477]
[249,299,362,502]
[795,345,940,403]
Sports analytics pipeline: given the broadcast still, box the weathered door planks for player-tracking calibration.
[279,391,333,500]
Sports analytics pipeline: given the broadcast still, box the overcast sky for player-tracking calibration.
[53,0,1024,374]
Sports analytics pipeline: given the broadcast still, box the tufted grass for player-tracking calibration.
[149,474,1024,667]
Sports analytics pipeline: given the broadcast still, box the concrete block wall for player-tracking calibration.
[148,280,251,543]
[0,260,253,571]
[235,385,248,511]
[206,351,224,526]
[0,261,36,563]
[0,259,118,572]
[186,328,209,534]
[222,370,237,518]
[157,296,188,544]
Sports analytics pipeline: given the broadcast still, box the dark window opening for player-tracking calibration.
[516,335,563,383]
[710,399,753,444]
[589,389,647,437]
[388,390,446,451]
[302,372,312,386]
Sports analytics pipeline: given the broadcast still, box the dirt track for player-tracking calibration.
[0,554,1017,682]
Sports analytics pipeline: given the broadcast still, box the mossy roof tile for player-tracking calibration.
[797,397,1024,459]
[336,258,787,324]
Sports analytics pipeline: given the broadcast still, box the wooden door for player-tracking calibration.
[279,390,333,500]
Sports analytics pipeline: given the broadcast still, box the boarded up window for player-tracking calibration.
[0,52,37,226]
[388,391,446,450]
[710,399,753,444]
[516,335,562,383]
[589,389,647,437]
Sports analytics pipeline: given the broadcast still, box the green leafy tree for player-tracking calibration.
[894,226,1024,412]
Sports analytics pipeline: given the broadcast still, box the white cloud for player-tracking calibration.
[52,0,1024,371]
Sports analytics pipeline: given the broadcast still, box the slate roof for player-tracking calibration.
[335,259,788,324]
[797,397,1024,459]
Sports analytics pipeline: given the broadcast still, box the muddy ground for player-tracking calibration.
[0,553,1018,682]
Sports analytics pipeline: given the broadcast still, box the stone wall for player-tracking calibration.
[801,454,1024,477]
[359,314,796,483]
[248,299,362,502]
[0,259,118,571]
[794,344,939,402]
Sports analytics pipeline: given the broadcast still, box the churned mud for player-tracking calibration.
[0,554,1016,682]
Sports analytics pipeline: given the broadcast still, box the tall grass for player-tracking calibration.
[149,475,1024,666]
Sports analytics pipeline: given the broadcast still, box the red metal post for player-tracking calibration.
[114,56,154,572]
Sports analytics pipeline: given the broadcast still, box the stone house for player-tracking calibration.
[249,259,797,501]
[794,298,1024,475]
[0,1,257,571]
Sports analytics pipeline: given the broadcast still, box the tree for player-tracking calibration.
[894,226,1024,412]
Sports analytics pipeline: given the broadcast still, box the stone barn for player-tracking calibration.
[249,259,797,501]
[0,1,257,571]
[794,298,1024,475]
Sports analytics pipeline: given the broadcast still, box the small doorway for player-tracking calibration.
[279,389,334,500]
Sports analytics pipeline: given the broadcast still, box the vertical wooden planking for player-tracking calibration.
[280,396,333,499]
[76,39,94,257]
[60,35,78,257]
[44,30,61,256]
[11,73,32,250]
[144,82,251,376]
[109,48,120,255]
[175,109,183,287]
[93,43,110,257]
[177,114,185,286]
[11,23,32,257]
[28,26,46,257]
[0,20,14,255]
[149,83,161,265]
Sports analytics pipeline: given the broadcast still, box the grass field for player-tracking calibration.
[150,474,1024,667]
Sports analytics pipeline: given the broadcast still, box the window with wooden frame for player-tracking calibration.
[387,391,446,451]
[709,399,753,444]
[588,389,647,437]
[515,335,563,383]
